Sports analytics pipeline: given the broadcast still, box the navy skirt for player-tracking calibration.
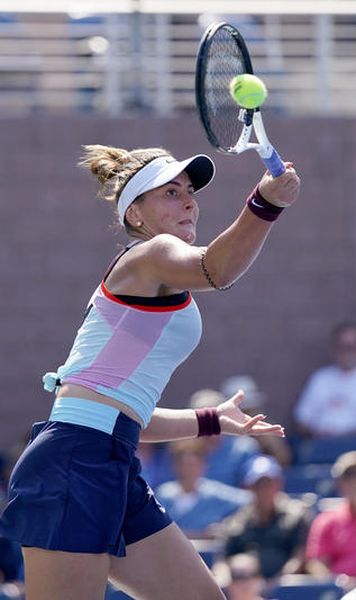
[0,413,172,556]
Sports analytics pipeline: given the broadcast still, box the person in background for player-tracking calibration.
[135,442,172,490]
[221,553,270,600]
[294,322,356,437]
[219,455,312,581]
[189,388,261,487]
[305,451,356,591]
[156,439,251,539]
[0,437,26,599]
[0,534,24,599]
[220,376,292,467]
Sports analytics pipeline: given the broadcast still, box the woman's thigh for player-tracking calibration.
[23,547,110,600]
[109,523,226,600]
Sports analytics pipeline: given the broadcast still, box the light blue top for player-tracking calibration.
[43,282,202,428]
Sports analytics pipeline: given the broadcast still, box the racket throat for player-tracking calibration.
[231,108,251,153]
[252,111,274,159]
[256,144,274,160]
[232,109,271,157]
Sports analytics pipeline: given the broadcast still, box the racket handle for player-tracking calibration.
[262,148,285,178]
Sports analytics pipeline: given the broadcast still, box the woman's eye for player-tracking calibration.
[166,189,178,197]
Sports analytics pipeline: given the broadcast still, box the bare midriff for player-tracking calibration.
[56,383,144,427]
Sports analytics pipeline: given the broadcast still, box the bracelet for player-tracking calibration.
[247,186,284,222]
[195,407,221,437]
[200,251,234,291]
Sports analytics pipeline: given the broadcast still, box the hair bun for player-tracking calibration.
[78,144,171,209]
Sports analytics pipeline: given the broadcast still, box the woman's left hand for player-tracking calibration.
[217,390,285,437]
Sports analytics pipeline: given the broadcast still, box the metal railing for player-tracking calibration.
[0,5,355,116]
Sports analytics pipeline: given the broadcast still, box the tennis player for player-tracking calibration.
[0,145,300,600]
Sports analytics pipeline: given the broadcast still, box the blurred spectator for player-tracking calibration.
[0,432,28,598]
[306,451,356,589]
[221,376,292,467]
[189,388,260,486]
[156,439,251,539]
[219,455,312,580]
[0,535,24,599]
[219,552,269,600]
[136,442,172,490]
[0,536,23,582]
[294,322,356,437]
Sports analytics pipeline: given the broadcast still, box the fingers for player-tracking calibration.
[232,389,245,405]
[278,171,300,188]
[240,413,264,429]
[221,413,285,437]
[264,161,297,178]
[251,424,285,437]
[219,397,286,438]
[221,389,245,408]
[243,420,285,437]
[252,424,285,437]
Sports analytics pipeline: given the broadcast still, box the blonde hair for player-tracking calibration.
[79,144,172,229]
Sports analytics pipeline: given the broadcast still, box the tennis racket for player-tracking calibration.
[195,22,285,178]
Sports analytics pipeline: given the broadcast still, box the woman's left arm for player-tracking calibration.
[140,391,285,442]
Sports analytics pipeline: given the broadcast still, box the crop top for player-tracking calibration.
[42,245,202,428]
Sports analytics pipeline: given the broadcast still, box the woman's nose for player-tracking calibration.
[183,195,197,210]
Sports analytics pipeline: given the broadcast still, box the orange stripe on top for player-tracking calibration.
[100,282,192,312]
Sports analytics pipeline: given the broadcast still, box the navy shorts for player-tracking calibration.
[0,413,172,556]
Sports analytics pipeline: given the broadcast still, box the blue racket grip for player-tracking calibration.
[262,148,285,178]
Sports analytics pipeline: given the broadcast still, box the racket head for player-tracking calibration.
[195,22,255,153]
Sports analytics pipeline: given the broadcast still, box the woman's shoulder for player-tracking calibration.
[114,234,192,266]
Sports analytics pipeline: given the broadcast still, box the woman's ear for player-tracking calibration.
[125,203,143,229]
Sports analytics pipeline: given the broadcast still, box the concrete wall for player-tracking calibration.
[1,113,356,450]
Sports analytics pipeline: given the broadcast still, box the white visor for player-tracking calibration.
[117,154,215,225]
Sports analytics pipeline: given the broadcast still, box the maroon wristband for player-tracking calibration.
[247,185,284,222]
[195,407,221,437]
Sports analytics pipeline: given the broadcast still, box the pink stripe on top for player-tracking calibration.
[75,297,173,387]
[56,284,202,427]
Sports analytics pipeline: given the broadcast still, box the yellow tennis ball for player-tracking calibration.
[229,74,268,109]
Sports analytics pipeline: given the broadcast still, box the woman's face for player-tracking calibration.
[338,468,356,501]
[128,171,199,244]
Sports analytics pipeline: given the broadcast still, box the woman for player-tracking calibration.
[0,145,300,600]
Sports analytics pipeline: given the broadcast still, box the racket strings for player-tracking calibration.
[202,27,247,150]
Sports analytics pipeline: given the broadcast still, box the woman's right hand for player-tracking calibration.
[258,162,301,208]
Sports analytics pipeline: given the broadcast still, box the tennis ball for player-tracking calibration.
[229,74,267,109]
